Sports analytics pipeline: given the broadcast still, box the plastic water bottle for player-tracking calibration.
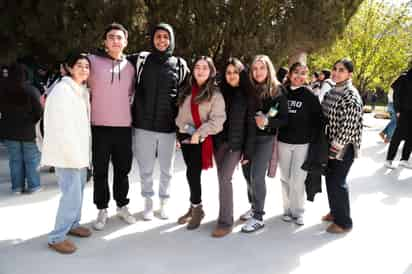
[267,103,279,118]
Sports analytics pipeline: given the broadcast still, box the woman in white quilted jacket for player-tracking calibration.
[41,52,92,254]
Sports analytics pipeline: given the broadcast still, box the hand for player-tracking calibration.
[397,113,400,118]
[255,115,267,129]
[328,146,339,159]
[40,94,46,108]
[176,141,181,149]
[241,159,249,165]
[191,132,201,144]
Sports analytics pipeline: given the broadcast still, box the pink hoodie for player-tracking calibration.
[88,54,135,127]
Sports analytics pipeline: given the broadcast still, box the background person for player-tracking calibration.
[0,63,42,194]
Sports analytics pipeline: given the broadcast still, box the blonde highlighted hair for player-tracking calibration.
[249,55,281,99]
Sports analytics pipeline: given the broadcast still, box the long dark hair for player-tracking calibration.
[0,63,31,110]
[220,57,254,105]
[221,58,253,94]
[333,58,354,73]
[178,56,217,106]
[284,62,308,87]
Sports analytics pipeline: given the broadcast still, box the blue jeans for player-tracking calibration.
[48,167,87,244]
[382,103,397,140]
[3,140,41,192]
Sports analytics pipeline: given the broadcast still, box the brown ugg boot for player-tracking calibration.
[177,207,192,224]
[187,205,204,230]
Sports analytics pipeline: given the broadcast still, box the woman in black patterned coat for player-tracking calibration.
[321,59,363,234]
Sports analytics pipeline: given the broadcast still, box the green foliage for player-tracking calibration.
[0,0,146,67]
[309,0,412,93]
[0,0,362,70]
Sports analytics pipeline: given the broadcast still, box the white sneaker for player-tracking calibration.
[385,160,396,169]
[282,214,293,222]
[241,217,264,233]
[239,209,253,221]
[158,199,169,220]
[295,216,304,226]
[117,206,136,224]
[399,160,412,169]
[93,209,108,230]
[143,198,154,221]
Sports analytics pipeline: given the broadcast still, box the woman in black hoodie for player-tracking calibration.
[278,62,322,226]
[212,58,255,237]
[0,64,42,194]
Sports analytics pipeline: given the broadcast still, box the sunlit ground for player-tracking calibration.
[0,113,411,274]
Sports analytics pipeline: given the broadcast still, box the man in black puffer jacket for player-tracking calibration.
[129,23,189,220]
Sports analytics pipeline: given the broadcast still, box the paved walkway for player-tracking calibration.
[0,114,411,274]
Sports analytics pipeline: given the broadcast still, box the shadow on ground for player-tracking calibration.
[0,214,341,274]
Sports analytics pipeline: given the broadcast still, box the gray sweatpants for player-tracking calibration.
[278,141,309,218]
[133,129,176,199]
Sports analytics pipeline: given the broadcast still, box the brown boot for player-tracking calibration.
[48,239,77,254]
[326,223,352,234]
[177,207,192,224]
[68,226,92,237]
[211,226,232,238]
[187,205,204,230]
[321,213,334,222]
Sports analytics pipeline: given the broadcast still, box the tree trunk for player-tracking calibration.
[288,50,308,67]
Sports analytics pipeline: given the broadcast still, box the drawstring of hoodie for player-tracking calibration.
[110,59,122,84]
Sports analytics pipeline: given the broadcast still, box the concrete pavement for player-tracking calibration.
[0,113,411,274]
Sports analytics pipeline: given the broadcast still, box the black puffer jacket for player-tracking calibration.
[0,83,42,141]
[214,71,256,160]
[392,69,412,113]
[130,23,188,133]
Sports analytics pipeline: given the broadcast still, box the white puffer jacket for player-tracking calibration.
[41,77,91,168]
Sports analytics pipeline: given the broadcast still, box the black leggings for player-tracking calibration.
[180,136,203,205]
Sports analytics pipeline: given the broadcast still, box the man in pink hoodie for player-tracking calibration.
[87,23,136,230]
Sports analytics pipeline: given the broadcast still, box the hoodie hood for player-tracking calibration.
[151,23,175,57]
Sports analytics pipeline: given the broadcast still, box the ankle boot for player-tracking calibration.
[177,207,192,224]
[187,205,204,230]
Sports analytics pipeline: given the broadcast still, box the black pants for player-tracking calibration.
[387,112,412,161]
[92,126,132,209]
[326,145,354,229]
[180,137,203,205]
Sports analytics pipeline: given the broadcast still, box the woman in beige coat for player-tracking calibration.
[175,56,226,230]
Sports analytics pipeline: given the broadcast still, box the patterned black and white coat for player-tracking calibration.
[321,80,363,160]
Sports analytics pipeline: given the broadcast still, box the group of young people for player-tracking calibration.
[0,22,364,255]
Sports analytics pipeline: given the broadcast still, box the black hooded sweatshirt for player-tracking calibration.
[278,85,322,144]
[129,23,188,133]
